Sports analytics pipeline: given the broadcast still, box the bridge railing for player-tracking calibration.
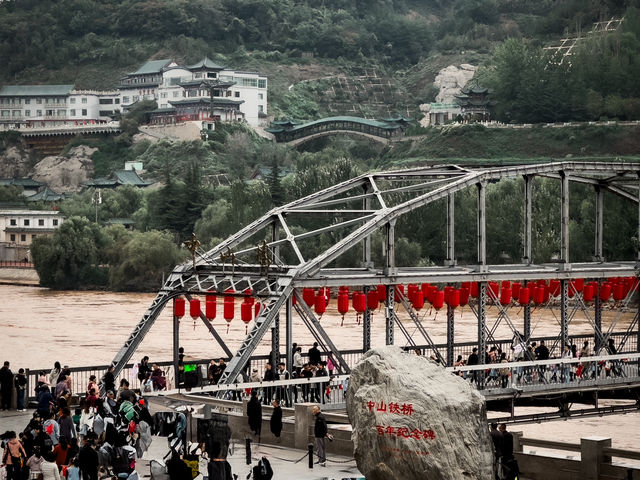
[25,331,636,401]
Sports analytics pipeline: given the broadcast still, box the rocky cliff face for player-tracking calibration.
[0,146,32,178]
[346,346,494,480]
[30,145,96,193]
[434,64,477,104]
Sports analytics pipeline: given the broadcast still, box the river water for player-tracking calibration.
[1,284,639,455]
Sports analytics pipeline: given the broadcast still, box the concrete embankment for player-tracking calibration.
[0,267,39,286]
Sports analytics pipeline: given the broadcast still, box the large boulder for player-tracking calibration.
[31,145,96,193]
[346,346,493,480]
[0,146,31,177]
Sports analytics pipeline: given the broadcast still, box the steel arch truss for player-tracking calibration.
[110,162,640,385]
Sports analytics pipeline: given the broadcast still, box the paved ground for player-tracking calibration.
[0,409,363,479]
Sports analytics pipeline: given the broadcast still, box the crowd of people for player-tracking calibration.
[0,359,155,480]
[455,335,624,387]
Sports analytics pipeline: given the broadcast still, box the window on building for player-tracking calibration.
[258,93,263,100]
[0,111,9,117]
[82,109,87,116]
[53,219,58,226]
[10,234,15,242]
[36,98,42,104]
[99,110,114,116]
[70,109,76,116]
[38,219,44,226]
[207,72,217,79]
[36,110,42,116]
[195,73,202,79]
[24,219,30,226]
[32,234,37,239]
[81,98,87,104]
[25,99,30,104]
[122,96,130,103]
[57,110,66,117]
[12,110,20,117]
[115,99,120,104]
[234,91,240,98]
[173,91,180,98]
[45,109,55,116]
[70,98,76,104]
[10,219,16,226]
[188,90,198,97]
[161,93,168,98]
[99,98,113,104]
[258,79,267,89]
[21,234,26,242]
[25,110,30,116]
[226,91,232,97]
[258,105,264,113]
[133,95,139,102]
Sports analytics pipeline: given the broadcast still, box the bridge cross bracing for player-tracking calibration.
[108,162,640,398]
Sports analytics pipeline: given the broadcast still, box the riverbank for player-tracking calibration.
[0,267,39,286]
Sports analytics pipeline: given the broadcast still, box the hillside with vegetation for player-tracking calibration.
[2,0,640,291]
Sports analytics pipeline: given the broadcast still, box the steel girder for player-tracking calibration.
[109,162,640,386]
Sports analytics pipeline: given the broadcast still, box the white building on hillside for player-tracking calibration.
[0,85,121,130]
[119,58,268,126]
[0,209,64,261]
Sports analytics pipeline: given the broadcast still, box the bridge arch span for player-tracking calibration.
[287,129,390,147]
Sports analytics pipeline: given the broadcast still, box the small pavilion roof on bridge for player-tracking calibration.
[381,115,413,128]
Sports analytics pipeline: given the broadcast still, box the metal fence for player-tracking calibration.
[25,330,635,402]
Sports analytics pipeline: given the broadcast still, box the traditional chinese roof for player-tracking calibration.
[150,107,177,114]
[460,86,489,95]
[168,98,244,106]
[187,57,225,71]
[271,119,301,127]
[179,79,235,89]
[0,177,45,188]
[84,170,150,188]
[26,186,62,202]
[0,85,74,97]
[382,115,413,124]
[129,59,173,75]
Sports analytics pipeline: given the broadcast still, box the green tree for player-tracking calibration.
[31,216,109,289]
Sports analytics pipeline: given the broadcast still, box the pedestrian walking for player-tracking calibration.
[0,361,14,410]
[247,390,262,438]
[313,405,328,467]
[270,399,283,441]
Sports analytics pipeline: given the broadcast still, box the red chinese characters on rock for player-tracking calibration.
[375,425,436,440]
[366,400,414,416]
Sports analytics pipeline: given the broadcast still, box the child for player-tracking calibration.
[66,456,81,480]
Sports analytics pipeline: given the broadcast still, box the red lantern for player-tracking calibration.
[254,301,262,318]
[302,288,315,306]
[394,285,405,303]
[190,298,201,318]
[421,283,431,296]
[573,278,584,292]
[501,280,511,291]
[443,286,453,304]
[224,296,234,333]
[488,282,499,300]
[241,301,252,334]
[613,283,625,301]
[314,293,327,316]
[549,280,561,297]
[407,284,418,304]
[511,282,521,301]
[377,284,387,303]
[582,284,594,303]
[367,290,379,311]
[448,289,460,309]
[354,292,366,324]
[533,286,545,305]
[206,299,216,320]
[600,283,612,302]
[432,290,445,311]
[518,287,530,305]
[173,298,185,318]
[470,282,479,298]
[500,287,511,307]
[413,290,424,310]
[459,287,470,307]
[338,292,349,326]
